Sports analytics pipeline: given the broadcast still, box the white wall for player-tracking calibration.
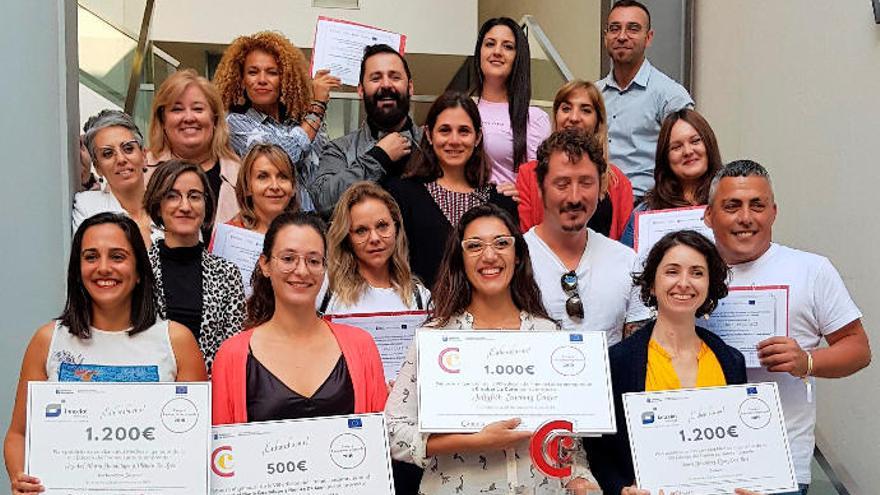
[151,0,477,55]
[0,0,78,488]
[693,2,880,492]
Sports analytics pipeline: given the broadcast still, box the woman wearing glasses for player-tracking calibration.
[211,212,387,425]
[385,90,518,289]
[144,160,246,371]
[74,110,162,246]
[584,230,747,495]
[386,204,598,495]
[320,181,429,315]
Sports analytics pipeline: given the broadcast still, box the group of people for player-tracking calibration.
[5,1,871,495]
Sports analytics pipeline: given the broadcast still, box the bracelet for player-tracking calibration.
[303,112,322,132]
[310,100,328,111]
[805,350,814,377]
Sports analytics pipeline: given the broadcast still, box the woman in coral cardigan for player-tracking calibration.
[211,211,387,425]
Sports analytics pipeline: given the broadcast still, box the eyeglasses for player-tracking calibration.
[163,190,206,205]
[604,22,645,37]
[97,139,141,161]
[561,270,585,319]
[349,220,395,244]
[271,253,326,274]
[461,236,515,257]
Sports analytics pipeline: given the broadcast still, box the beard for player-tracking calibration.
[364,87,411,130]
[559,202,589,232]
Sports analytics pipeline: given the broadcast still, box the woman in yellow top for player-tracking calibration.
[585,229,747,495]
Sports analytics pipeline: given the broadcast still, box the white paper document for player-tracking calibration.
[325,310,427,380]
[704,285,789,367]
[417,330,616,434]
[210,223,265,296]
[311,16,406,86]
[26,382,211,494]
[623,383,798,495]
[211,413,394,495]
[635,206,714,257]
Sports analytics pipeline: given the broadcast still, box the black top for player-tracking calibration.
[382,176,519,289]
[246,351,355,422]
[588,195,613,237]
[584,321,747,495]
[158,240,203,339]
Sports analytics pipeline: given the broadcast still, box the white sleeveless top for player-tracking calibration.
[46,319,177,382]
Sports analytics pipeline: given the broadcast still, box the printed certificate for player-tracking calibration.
[705,286,789,367]
[417,330,615,434]
[310,16,406,86]
[210,223,264,296]
[623,383,798,495]
[634,205,714,257]
[26,382,211,494]
[325,310,428,380]
[211,413,394,495]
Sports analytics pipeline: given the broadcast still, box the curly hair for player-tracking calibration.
[632,229,729,318]
[213,31,313,121]
[326,182,417,308]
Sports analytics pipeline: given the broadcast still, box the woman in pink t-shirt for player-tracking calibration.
[472,17,551,189]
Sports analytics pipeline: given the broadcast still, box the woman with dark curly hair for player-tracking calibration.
[386,204,600,495]
[585,229,747,495]
[620,109,723,247]
[213,31,340,211]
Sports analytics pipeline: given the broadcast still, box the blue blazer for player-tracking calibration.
[585,320,747,495]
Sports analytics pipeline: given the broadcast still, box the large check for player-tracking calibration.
[704,286,789,367]
[635,205,714,257]
[417,330,615,434]
[325,310,428,381]
[26,382,211,494]
[623,383,798,495]
[211,413,394,495]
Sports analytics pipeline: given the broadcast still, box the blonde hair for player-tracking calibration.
[235,144,299,229]
[552,79,616,194]
[326,182,416,307]
[148,69,238,161]
[213,31,312,121]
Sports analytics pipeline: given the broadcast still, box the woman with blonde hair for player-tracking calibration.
[213,31,340,212]
[146,69,241,226]
[516,79,634,239]
[229,143,300,233]
[319,181,428,315]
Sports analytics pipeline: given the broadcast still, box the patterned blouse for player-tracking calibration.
[226,108,329,212]
[425,181,491,227]
[386,311,596,495]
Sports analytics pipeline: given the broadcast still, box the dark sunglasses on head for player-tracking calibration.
[561,270,584,319]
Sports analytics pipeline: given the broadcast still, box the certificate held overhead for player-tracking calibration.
[311,17,406,87]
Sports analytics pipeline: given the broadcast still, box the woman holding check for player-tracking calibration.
[386,204,598,495]
[584,230,748,495]
[4,213,206,495]
[211,212,387,425]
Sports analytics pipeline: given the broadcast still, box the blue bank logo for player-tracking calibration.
[641,411,655,424]
[45,403,62,418]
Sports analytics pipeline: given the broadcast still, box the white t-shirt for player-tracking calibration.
[524,227,650,345]
[727,243,861,484]
[46,319,177,382]
[316,275,431,315]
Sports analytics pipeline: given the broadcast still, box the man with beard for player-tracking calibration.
[524,129,649,345]
[311,44,421,218]
[599,0,693,205]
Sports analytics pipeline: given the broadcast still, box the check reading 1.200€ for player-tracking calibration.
[26,382,211,495]
[417,330,616,434]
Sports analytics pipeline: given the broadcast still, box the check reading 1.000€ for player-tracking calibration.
[417,330,615,434]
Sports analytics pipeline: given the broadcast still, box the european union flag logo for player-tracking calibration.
[748,300,756,305]
[176,386,188,394]
[747,386,758,395]
[570,334,583,342]
[348,418,363,429]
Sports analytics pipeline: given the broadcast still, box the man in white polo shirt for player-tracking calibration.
[525,129,650,345]
[704,160,871,495]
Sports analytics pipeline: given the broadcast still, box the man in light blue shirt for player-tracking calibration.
[599,0,694,203]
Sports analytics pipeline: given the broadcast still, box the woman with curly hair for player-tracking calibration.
[213,31,340,212]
